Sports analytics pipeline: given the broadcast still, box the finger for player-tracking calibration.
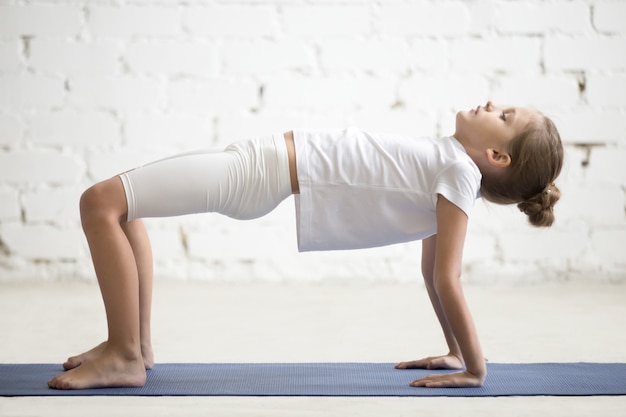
[423,380,453,388]
[410,379,426,387]
[395,360,428,369]
[409,374,439,387]
[410,373,483,388]
[412,379,457,388]
[427,357,456,370]
[411,379,447,387]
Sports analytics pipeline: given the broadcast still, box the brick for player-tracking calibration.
[398,75,488,111]
[264,76,396,111]
[0,41,21,72]
[473,200,501,234]
[557,183,625,225]
[549,110,626,144]
[346,109,436,138]
[562,144,588,180]
[379,3,469,36]
[320,39,408,72]
[143,227,186,261]
[68,78,163,111]
[463,233,497,263]
[125,41,217,76]
[285,245,415,283]
[168,78,258,111]
[0,0,623,283]
[0,114,22,147]
[85,150,155,181]
[0,223,85,260]
[586,74,626,107]
[0,263,47,282]
[499,228,587,263]
[29,40,119,77]
[182,201,294,260]
[586,147,626,184]
[494,2,591,34]
[409,39,448,71]
[591,228,626,265]
[593,2,626,34]
[0,189,19,220]
[0,75,65,108]
[222,40,315,75]
[186,261,217,282]
[184,5,275,38]
[466,1,496,35]
[0,151,82,184]
[153,262,188,281]
[439,111,458,139]
[125,114,213,150]
[474,198,534,234]
[22,188,82,223]
[0,5,82,38]
[29,111,119,147]
[216,111,344,146]
[282,5,370,37]
[545,38,626,71]
[450,38,541,72]
[88,5,180,38]
[491,75,580,109]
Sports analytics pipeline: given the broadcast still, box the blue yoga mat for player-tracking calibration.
[1,363,625,397]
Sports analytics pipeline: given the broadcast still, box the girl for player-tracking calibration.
[48,101,563,390]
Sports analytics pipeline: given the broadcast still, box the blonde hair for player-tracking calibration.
[480,114,564,227]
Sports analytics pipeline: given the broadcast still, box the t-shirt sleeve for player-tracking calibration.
[432,161,481,217]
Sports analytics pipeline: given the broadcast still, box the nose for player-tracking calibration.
[485,101,494,111]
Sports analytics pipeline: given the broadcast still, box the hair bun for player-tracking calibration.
[517,183,560,227]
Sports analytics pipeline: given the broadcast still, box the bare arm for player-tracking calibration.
[398,195,486,388]
[395,235,465,370]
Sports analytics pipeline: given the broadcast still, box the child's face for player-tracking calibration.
[455,102,539,150]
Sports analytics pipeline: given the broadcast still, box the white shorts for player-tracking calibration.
[119,133,292,222]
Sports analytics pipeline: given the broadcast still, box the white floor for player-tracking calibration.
[1,281,625,416]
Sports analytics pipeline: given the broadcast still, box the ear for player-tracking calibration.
[486,148,511,168]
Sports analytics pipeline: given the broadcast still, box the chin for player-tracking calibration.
[455,110,469,127]
[454,111,472,141]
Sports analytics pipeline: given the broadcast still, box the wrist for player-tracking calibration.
[448,351,464,364]
[465,361,487,382]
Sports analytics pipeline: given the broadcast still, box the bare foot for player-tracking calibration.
[141,343,154,370]
[64,341,154,370]
[63,341,107,370]
[49,349,146,390]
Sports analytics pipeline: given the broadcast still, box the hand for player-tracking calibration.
[410,370,485,388]
[395,353,464,371]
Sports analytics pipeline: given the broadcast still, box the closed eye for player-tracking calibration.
[500,112,507,121]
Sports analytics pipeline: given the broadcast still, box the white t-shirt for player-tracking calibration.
[293,127,482,252]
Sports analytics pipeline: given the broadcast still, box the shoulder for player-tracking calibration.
[436,138,481,188]
[431,138,481,217]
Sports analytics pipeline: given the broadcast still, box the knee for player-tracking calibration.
[80,179,126,227]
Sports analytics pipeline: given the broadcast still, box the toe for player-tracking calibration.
[48,376,60,389]
[63,357,80,370]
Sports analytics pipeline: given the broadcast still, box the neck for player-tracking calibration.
[456,138,505,179]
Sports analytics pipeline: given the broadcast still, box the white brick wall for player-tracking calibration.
[0,0,624,283]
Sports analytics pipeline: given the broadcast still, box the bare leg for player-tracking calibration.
[62,219,155,371]
[123,219,155,369]
[48,178,147,389]
[49,135,295,389]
